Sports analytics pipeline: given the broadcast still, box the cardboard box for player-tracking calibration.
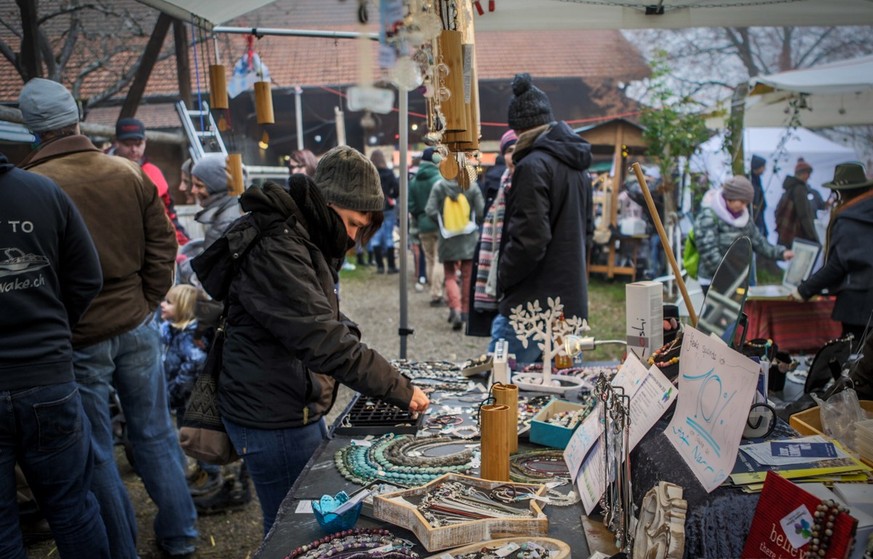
[789,401,873,467]
[626,281,663,361]
[529,399,588,449]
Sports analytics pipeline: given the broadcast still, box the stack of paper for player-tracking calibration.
[730,435,872,491]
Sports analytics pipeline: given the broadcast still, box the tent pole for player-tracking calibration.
[399,89,410,358]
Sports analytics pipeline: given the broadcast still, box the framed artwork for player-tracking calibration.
[783,238,821,289]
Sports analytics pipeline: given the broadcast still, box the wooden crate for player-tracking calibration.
[373,473,548,552]
[790,400,873,467]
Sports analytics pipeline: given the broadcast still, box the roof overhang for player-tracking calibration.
[137,0,873,30]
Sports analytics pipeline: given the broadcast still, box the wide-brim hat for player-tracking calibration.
[823,162,873,190]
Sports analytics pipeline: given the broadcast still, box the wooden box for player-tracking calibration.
[529,399,587,449]
[790,400,873,467]
[372,473,548,551]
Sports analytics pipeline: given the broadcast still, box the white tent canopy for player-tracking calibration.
[691,127,859,243]
[137,0,873,29]
[745,55,873,128]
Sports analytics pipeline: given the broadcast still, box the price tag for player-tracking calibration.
[295,500,313,514]
[347,85,395,114]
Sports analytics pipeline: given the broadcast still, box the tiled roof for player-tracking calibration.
[0,0,649,105]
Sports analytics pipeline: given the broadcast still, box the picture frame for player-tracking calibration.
[783,238,821,289]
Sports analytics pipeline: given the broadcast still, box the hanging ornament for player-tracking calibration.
[391,56,424,91]
[227,154,245,195]
[254,80,274,124]
[209,64,228,110]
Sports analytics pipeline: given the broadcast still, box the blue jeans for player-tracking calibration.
[489,314,543,364]
[0,381,109,559]
[223,417,327,535]
[370,209,396,249]
[74,316,197,558]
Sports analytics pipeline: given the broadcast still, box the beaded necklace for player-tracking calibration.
[809,498,848,557]
[392,359,463,381]
[334,434,477,486]
[647,336,682,369]
[508,449,580,507]
[284,528,420,559]
[417,480,535,528]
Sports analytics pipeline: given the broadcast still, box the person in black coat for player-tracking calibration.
[0,152,108,557]
[749,154,768,237]
[493,74,593,363]
[192,145,429,535]
[792,162,873,346]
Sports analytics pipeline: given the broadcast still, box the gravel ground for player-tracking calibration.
[25,262,485,559]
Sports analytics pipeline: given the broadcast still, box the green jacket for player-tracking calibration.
[408,162,442,234]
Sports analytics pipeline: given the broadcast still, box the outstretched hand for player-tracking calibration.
[787,286,806,302]
[783,250,794,260]
[408,386,430,413]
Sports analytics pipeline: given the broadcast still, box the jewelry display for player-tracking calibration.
[335,434,478,487]
[593,372,634,553]
[284,527,419,559]
[480,404,510,481]
[647,335,682,371]
[393,360,464,381]
[521,362,619,387]
[632,482,686,559]
[431,537,571,559]
[509,449,579,507]
[417,480,535,527]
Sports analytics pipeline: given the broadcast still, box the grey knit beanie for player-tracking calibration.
[192,154,229,195]
[507,73,554,132]
[18,78,80,133]
[722,175,754,204]
[314,146,384,212]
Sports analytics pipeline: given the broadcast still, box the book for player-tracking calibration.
[730,441,870,486]
[742,471,857,559]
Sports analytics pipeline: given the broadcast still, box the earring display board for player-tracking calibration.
[331,393,424,436]
[373,473,548,552]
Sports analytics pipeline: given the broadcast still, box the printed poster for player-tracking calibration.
[666,326,759,492]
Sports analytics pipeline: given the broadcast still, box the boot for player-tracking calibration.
[193,463,252,515]
[373,246,384,273]
[367,250,376,267]
[356,252,367,267]
[386,247,399,274]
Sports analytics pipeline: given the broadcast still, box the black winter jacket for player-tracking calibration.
[0,152,102,390]
[193,180,413,429]
[798,191,873,327]
[497,121,593,320]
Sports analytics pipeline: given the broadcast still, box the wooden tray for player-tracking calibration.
[425,537,571,558]
[373,473,548,552]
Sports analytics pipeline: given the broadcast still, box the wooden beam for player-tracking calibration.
[17,0,42,80]
[172,19,192,109]
[119,12,172,120]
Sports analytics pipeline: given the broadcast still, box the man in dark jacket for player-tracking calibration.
[792,162,873,345]
[749,154,768,237]
[192,145,429,535]
[0,152,108,558]
[18,78,196,558]
[776,157,823,246]
[494,73,593,362]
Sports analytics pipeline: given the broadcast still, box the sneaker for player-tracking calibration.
[193,477,252,515]
[414,281,425,293]
[188,468,223,496]
[430,297,445,307]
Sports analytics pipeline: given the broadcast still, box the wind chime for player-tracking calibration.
[382,0,481,189]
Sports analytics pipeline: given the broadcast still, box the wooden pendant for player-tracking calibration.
[254,81,274,124]
[227,153,245,195]
[209,64,228,110]
[439,153,459,180]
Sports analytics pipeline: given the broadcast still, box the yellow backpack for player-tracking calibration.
[439,192,477,238]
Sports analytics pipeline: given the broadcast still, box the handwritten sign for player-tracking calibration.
[666,326,759,492]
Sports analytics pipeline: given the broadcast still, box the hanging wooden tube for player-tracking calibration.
[254,81,275,125]
[492,384,519,453]
[227,154,245,195]
[209,64,228,110]
[480,404,510,481]
[437,30,467,132]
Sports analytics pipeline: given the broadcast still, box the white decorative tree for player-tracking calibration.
[509,297,590,386]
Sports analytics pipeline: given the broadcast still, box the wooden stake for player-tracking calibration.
[630,162,697,326]
[480,404,510,481]
[493,384,519,453]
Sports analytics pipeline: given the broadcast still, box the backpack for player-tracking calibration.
[683,228,699,280]
[775,191,801,246]
[438,192,478,238]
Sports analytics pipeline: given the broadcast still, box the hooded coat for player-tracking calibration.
[694,188,785,281]
[776,175,822,246]
[425,179,484,262]
[408,161,442,234]
[798,191,873,327]
[0,152,102,390]
[497,121,593,320]
[192,180,413,429]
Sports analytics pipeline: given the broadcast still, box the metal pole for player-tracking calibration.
[294,85,303,151]
[212,26,378,40]
[399,89,409,358]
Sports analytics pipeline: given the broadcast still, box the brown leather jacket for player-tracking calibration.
[21,135,177,347]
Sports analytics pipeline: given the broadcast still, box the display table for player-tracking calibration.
[254,437,592,558]
[744,296,842,353]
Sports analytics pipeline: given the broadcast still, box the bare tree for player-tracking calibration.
[0,0,178,106]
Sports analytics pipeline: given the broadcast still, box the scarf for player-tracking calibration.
[473,169,512,310]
